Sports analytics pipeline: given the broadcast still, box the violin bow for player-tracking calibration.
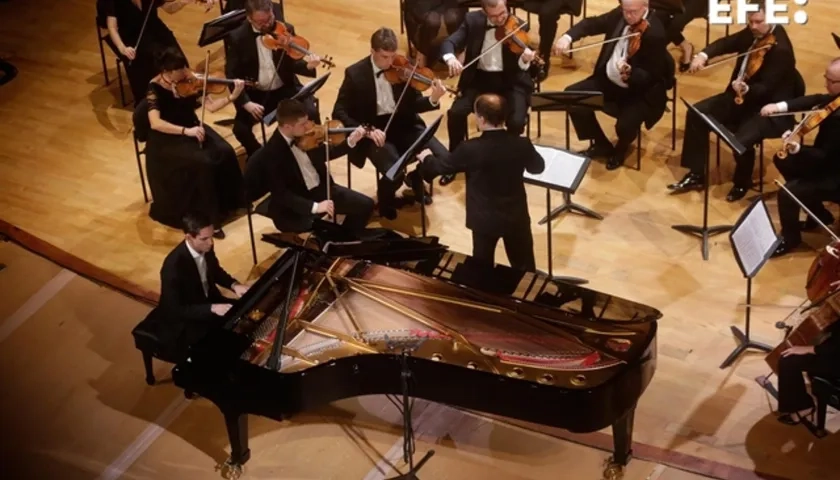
[563,32,640,55]
[198,50,210,148]
[383,61,419,136]
[130,0,157,65]
[774,179,840,242]
[455,21,529,75]
[698,44,772,71]
[323,117,335,223]
[766,110,819,117]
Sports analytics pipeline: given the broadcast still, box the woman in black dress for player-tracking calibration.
[99,0,213,105]
[404,0,467,67]
[145,47,246,238]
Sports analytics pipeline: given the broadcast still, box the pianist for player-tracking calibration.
[417,93,544,271]
[158,213,250,348]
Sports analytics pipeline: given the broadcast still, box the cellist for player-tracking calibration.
[763,57,840,257]
[668,0,799,202]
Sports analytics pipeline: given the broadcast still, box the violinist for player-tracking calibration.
[668,0,798,201]
[243,99,374,234]
[552,0,670,170]
[332,27,448,220]
[225,0,321,158]
[145,47,247,238]
[99,0,211,106]
[440,0,536,185]
[762,58,840,257]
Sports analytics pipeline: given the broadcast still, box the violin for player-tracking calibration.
[777,97,840,158]
[619,19,649,75]
[294,119,371,151]
[494,15,544,67]
[261,21,335,69]
[734,33,776,105]
[381,54,458,96]
[172,69,254,97]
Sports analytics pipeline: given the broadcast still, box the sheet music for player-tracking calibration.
[524,145,586,190]
[731,202,779,278]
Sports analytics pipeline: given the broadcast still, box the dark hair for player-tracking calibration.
[474,94,506,126]
[182,213,213,236]
[275,99,308,125]
[370,27,398,52]
[245,0,272,15]
[155,46,188,73]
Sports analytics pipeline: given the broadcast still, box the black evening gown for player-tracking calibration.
[404,0,467,60]
[98,0,186,105]
[144,83,245,229]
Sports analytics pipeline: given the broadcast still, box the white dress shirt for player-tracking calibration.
[253,26,283,91]
[442,20,532,72]
[371,56,397,115]
[185,241,209,297]
[280,131,323,214]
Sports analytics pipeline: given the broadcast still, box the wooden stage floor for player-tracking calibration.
[1,0,840,478]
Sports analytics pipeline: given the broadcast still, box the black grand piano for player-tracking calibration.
[171,229,661,479]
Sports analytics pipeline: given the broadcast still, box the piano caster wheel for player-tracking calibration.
[602,458,624,480]
[216,458,244,480]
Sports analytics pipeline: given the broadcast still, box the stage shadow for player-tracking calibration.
[744,412,840,479]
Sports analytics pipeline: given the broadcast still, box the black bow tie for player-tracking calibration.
[376,69,385,77]
[486,24,495,31]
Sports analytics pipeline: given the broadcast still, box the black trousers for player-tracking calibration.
[472,228,536,272]
[363,122,449,208]
[774,166,840,244]
[680,92,790,187]
[405,3,466,59]
[447,71,530,151]
[271,184,374,234]
[523,0,581,62]
[655,0,708,46]
[777,352,840,413]
[233,86,320,157]
[566,75,649,155]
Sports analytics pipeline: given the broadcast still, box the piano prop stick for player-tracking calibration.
[671,99,743,261]
[524,144,595,283]
[719,197,780,368]
[170,231,663,480]
[386,114,443,238]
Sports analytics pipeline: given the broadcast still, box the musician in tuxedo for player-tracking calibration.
[244,99,375,234]
[552,0,671,170]
[520,0,583,80]
[417,93,544,271]
[332,27,448,219]
[668,1,799,201]
[158,213,250,348]
[225,0,320,157]
[440,0,537,185]
[761,58,840,257]
[775,321,840,426]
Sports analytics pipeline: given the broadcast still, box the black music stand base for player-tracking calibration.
[720,325,772,368]
[386,350,435,480]
[671,224,733,261]
[538,192,602,224]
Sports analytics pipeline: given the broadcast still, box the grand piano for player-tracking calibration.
[171,229,662,479]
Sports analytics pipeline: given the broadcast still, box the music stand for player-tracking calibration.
[261,72,332,126]
[530,91,604,149]
[720,197,779,368]
[671,98,745,261]
[387,115,444,237]
[197,9,246,47]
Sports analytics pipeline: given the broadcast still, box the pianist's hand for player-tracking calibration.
[211,304,232,316]
[781,345,815,357]
[232,282,249,298]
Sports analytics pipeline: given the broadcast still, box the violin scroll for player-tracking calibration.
[260,21,336,69]
[295,119,373,151]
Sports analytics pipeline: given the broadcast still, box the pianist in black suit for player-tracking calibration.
[440,0,536,185]
[244,99,375,234]
[417,93,544,272]
[553,0,670,170]
[332,27,449,220]
[159,213,249,348]
[225,0,320,157]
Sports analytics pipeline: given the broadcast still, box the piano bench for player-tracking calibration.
[812,376,840,437]
[131,310,181,386]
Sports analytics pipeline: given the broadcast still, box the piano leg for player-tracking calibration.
[218,410,250,480]
[604,406,635,480]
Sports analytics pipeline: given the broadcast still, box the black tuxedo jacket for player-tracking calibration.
[159,241,236,320]
[244,130,353,221]
[224,7,314,108]
[439,10,535,92]
[222,0,284,15]
[701,25,797,107]
[565,7,671,126]
[332,56,440,168]
[421,129,544,235]
[784,94,840,172]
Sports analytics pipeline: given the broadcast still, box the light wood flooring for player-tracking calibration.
[1,0,840,478]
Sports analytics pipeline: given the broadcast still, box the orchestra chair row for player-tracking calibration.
[95,15,130,107]
[132,99,152,203]
[809,376,840,438]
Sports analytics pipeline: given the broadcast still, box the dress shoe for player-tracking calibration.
[726,186,749,202]
[439,173,456,186]
[536,65,549,82]
[771,238,801,258]
[667,172,704,192]
[213,228,226,240]
[378,205,398,220]
[578,142,615,159]
[606,149,628,170]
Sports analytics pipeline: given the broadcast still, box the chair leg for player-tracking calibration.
[347,158,352,189]
[97,33,110,86]
[134,137,150,203]
[636,127,642,171]
[142,351,156,385]
[117,59,128,107]
[260,122,267,144]
[247,208,257,265]
[671,83,677,150]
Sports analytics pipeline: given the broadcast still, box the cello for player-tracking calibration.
[765,181,840,374]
